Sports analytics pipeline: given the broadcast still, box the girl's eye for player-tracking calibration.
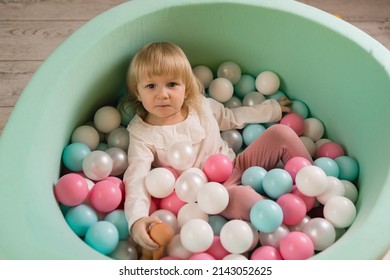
[146,84,156,89]
[168,82,177,87]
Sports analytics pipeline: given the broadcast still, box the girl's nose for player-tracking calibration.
[157,87,169,99]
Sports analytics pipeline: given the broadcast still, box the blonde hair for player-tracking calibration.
[119,42,204,119]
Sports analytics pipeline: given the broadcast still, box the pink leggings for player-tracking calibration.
[220,124,312,220]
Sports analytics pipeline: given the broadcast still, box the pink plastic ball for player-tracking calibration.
[290,185,316,212]
[159,191,186,216]
[188,252,216,260]
[89,180,122,213]
[203,154,233,183]
[316,142,345,159]
[284,156,312,183]
[280,113,305,136]
[276,193,307,226]
[105,176,125,208]
[250,246,283,260]
[205,236,230,260]
[279,232,314,260]
[54,173,89,206]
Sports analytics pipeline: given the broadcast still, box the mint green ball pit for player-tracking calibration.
[1,0,390,259]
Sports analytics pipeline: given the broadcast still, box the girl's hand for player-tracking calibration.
[278,97,292,113]
[131,216,162,250]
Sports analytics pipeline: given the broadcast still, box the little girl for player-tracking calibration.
[121,42,312,251]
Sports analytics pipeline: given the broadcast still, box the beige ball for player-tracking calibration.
[71,125,100,150]
[94,106,121,133]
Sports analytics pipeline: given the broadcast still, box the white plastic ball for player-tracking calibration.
[193,65,213,88]
[255,71,280,95]
[223,254,248,260]
[197,182,229,215]
[316,176,345,205]
[151,209,179,233]
[94,106,121,133]
[220,220,254,254]
[302,217,336,251]
[295,165,328,197]
[259,224,290,249]
[167,141,196,171]
[107,127,129,151]
[145,167,176,198]
[288,215,311,232]
[82,150,113,181]
[181,167,208,182]
[323,196,356,228]
[242,91,266,106]
[299,136,317,158]
[105,147,128,176]
[177,202,208,228]
[180,219,214,253]
[223,96,242,108]
[167,234,192,259]
[341,180,359,204]
[71,125,100,150]
[208,77,234,103]
[217,61,242,84]
[174,172,206,203]
[315,138,332,150]
[303,118,325,142]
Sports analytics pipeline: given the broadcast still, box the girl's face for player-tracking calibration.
[137,74,186,125]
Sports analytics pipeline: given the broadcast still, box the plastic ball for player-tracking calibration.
[267,90,286,100]
[290,186,316,212]
[117,100,135,127]
[284,156,312,183]
[197,182,229,214]
[315,138,332,149]
[193,65,213,88]
[208,77,234,103]
[220,129,243,154]
[242,124,266,146]
[289,215,311,232]
[167,234,192,260]
[107,127,129,151]
[62,142,91,172]
[335,156,359,181]
[316,176,345,205]
[323,196,356,228]
[180,219,214,253]
[241,166,267,194]
[279,231,314,260]
[177,202,208,228]
[159,192,186,217]
[234,74,256,98]
[104,210,129,240]
[82,150,113,181]
[276,193,307,226]
[105,176,125,206]
[223,254,248,260]
[262,168,293,199]
[85,221,119,255]
[341,180,359,204]
[181,167,208,181]
[259,224,289,248]
[145,167,176,198]
[313,157,340,177]
[291,100,309,119]
[303,118,324,141]
[280,113,305,136]
[302,217,336,251]
[54,173,89,206]
[295,165,328,197]
[110,240,138,260]
[71,125,100,150]
[189,252,216,260]
[167,141,196,171]
[94,106,121,133]
[203,153,233,183]
[223,96,242,108]
[242,91,266,106]
[317,142,345,159]
[250,246,283,260]
[220,220,254,254]
[105,147,128,176]
[300,136,317,158]
[255,71,280,95]
[217,61,242,84]
[205,236,230,260]
[208,215,228,235]
[65,204,98,236]
[151,209,178,233]
[250,199,283,233]
[174,171,206,202]
[89,180,122,213]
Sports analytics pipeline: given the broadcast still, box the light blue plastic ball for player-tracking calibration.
[291,100,309,119]
[104,210,129,240]
[242,124,266,146]
[234,74,256,98]
[85,221,119,255]
[65,204,98,237]
[62,142,91,171]
[335,156,359,181]
[267,90,286,100]
[241,166,267,194]
[314,157,340,177]
[250,199,283,233]
[262,168,293,199]
[208,215,228,235]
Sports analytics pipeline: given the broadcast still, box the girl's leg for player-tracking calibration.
[221,124,312,221]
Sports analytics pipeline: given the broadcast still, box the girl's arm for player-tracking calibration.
[207,97,283,131]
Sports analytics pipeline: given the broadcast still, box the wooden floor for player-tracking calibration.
[0,0,389,135]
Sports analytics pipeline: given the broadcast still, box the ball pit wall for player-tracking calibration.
[0,0,389,259]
